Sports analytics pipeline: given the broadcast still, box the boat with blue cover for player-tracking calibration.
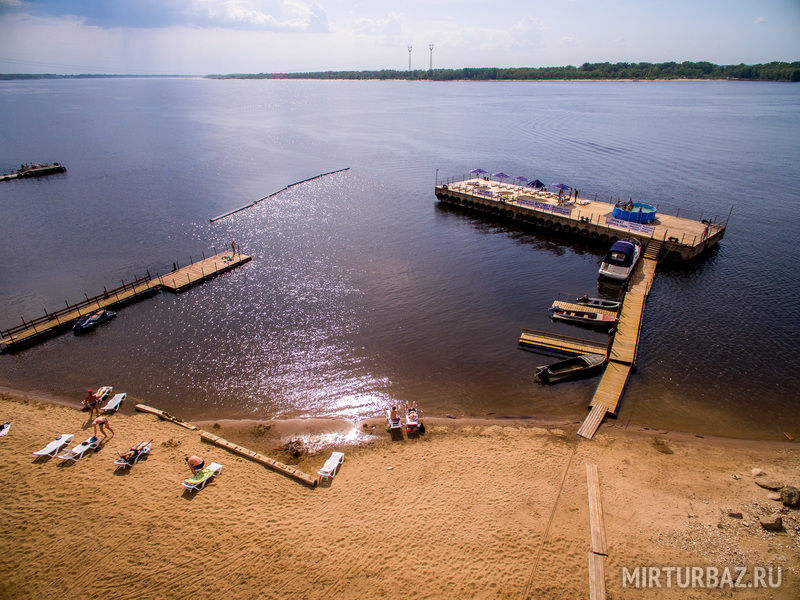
[598,239,642,281]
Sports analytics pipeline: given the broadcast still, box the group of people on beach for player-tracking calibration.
[388,401,425,434]
[83,389,115,442]
[82,389,202,470]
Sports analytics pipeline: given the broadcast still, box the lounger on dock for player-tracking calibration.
[58,436,100,461]
[0,422,10,437]
[182,462,222,491]
[33,434,74,457]
[317,452,344,482]
[114,442,151,468]
[102,393,126,413]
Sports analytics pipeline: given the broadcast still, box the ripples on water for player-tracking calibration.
[0,79,799,438]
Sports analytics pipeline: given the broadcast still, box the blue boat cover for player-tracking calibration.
[609,240,634,256]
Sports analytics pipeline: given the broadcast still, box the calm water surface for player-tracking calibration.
[1,79,798,439]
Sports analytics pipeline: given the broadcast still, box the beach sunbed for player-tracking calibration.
[386,410,402,430]
[33,434,74,457]
[58,436,100,461]
[182,462,223,491]
[114,442,151,469]
[317,451,344,482]
[93,386,113,401]
[0,422,10,437]
[102,393,126,413]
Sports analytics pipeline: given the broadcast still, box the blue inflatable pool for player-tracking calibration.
[612,203,656,224]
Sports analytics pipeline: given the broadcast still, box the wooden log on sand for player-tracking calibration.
[135,404,198,431]
[200,431,318,488]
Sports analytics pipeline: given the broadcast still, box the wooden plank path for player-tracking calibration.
[518,328,608,356]
[579,240,661,439]
[586,463,608,600]
[1,251,251,352]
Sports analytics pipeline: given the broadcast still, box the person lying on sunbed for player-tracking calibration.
[118,440,151,463]
[406,401,419,423]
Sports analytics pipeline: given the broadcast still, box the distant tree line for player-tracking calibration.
[207,61,800,82]
[4,62,799,82]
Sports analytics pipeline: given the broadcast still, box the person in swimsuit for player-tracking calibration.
[118,440,151,463]
[92,416,115,442]
[406,401,419,423]
[186,455,205,474]
[83,390,102,420]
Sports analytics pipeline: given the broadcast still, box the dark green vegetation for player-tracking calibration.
[208,61,800,81]
[3,61,798,82]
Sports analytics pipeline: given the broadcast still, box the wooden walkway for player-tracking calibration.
[1,251,251,352]
[518,329,607,356]
[578,241,661,439]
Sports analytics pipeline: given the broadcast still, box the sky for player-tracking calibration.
[0,0,798,74]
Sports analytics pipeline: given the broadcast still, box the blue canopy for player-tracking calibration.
[528,179,545,189]
[470,168,488,174]
[492,172,510,179]
[551,182,570,190]
[513,175,529,183]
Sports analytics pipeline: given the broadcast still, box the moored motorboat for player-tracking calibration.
[72,309,116,334]
[534,353,606,384]
[550,306,617,330]
[574,295,621,311]
[598,239,642,281]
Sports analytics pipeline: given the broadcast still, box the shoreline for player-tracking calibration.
[1,389,798,598]
[1,382,791,448]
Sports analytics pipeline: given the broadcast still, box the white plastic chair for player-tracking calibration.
[33,434,74,457]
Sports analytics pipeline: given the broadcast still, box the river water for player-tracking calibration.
[1,78,798,439]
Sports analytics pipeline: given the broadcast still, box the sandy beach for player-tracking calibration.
[0,390,798,599]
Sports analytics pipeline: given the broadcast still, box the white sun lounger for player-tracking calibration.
[58,436,100,461]
[318,451,344,482]
[181,462,223,491]
[93,386,113,401]
[102,393,126,413]
[114,442,151,468]
[33,434,74,457]
[386,410,402,430]
[0,422,10,437]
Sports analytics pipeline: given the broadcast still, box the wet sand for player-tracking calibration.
[0,389,798,599]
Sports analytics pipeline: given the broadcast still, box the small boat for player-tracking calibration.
[574,295,621,311]
[72,309,116,334]
[534,353,606,384]
[598,239,642,281]
[551,307,617,330]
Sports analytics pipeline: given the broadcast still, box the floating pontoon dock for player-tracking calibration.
[436,177,727,261]
[0,251,250,352]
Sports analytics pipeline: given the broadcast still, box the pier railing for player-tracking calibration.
[0,273,154,340]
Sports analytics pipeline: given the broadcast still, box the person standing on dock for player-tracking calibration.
[231,240,237,257]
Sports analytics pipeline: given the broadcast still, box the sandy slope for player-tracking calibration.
[0,393,798,599]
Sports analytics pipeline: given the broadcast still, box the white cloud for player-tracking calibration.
[191,0,329,32]
[353,12,402,37]
[753,16,766,25]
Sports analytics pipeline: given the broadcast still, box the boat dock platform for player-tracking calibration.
[518,241,661,440]
[0,251,250,353]
[436,177,727,261]
[578,241,661,439]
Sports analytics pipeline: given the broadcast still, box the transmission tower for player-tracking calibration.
[407,46,412,71]
[429,44,434,71]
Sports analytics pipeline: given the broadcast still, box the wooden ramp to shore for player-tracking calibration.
[1,251,251,353]
[518,329,608,356]
[578,241,661,439]
[200,431,318,488]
